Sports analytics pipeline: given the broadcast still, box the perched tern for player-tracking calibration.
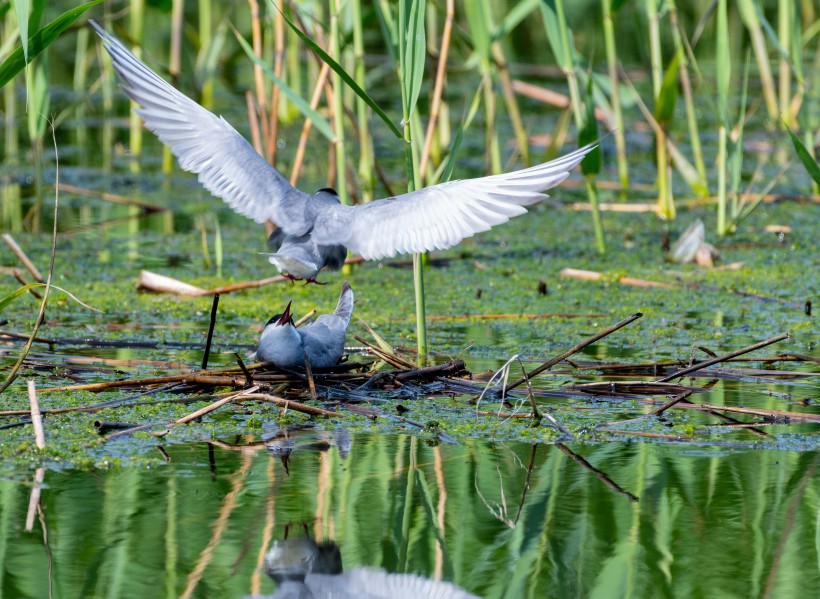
[92,22,595,282]
[253,282,353,369]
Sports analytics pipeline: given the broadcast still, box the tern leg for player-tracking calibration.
[303,277,328,285]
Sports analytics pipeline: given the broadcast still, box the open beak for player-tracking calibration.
[276,301,293,326]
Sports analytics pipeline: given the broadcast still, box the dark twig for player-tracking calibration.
[201,294,220,370]
[556,443,639,502]
[2,233,44,282]
[652,389,694,415]
[655,333,790,382]
[514,444,538,525]
[94,421,140,434]
[504,313,643,392]
[234,353,253,386]
[303,352,318,402]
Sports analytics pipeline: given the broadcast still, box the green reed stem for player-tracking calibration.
[397,0,428,361]
[352,0,375,203]
[737,0,778,124]
[645,0,674,219]
[330,0,349,206]
[198,0,213,109]
[3,10,18,165]
[73,27,90,161]
[668,1,707,195]
[128,0,144,173]
[717,125,728,234]
[602,0,628,190]
[553,0,605,252]
[778,0,792,127]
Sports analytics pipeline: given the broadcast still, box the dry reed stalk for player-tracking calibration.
[511,80,609,124]
[267,8,285,161]
[135,270,291,296]
[423,312,607,322]
[2,234,44,282]
[352,334,416,369]
[181,452,253,598]
[303,352,318,401]
[56,183,166,212]
[25,468,46,532]
[245,90,264,155]
[243,393,344,418]
[136,270,208,295]
[419,0,454,180]
[26,380,46,449]
[172,385,260,426]
[504,312,643,392]
[289,62,331,185]
[247,0,271,154]
[293,310,316,327]
[560,268,676,289]
[251,458,277,595]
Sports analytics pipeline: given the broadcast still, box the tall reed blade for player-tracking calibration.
[737,0,778,123]
[0,0,105,88]
[397,0,428,361]
[128,0,144,173]
[351,0,375,202]
[716,0,731,235]
[541,0,606,252]
[668,0,707,195]
[602,0,628,190]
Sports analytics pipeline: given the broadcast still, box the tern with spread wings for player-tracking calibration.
[92,22,595,283]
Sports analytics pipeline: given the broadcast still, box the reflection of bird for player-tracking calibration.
[252,282,353,369]
[92,22,595,283]
[262,536,479,599]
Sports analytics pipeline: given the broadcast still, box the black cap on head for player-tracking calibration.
[266,301,293,327]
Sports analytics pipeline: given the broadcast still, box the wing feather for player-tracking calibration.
[92,22,314,235]
[311,144,595,260]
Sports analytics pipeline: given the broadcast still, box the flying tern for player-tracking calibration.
[92,22,595,283]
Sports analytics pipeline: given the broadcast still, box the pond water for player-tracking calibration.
[2,434,818,598]
[1,9,819,598]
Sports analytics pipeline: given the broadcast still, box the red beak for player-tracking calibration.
[276,301,293,326]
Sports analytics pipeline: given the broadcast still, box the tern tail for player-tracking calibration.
[334,282,354,327]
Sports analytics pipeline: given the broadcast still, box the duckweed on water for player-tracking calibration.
[0,185,817,468]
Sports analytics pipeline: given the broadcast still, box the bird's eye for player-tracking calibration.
[267,314,283,326]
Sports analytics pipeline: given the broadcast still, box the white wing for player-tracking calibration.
[312,144,595,260]
[92,21,315,235]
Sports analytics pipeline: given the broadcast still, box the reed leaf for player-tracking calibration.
[579,75,600,176]
[753,1,799,77]
[11,0,29,64]
[232,26,336,142]
[402,0,425,117]
[654,53,680,126]
[539,0,569,72]
[786,126,820,187]
[274,1,403,139]
[491,0,540,41]
[0,0,104,88]
[0,284,38,312]
[25,52,47,141]
[729,53,751,197]
[716,0,730,126]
